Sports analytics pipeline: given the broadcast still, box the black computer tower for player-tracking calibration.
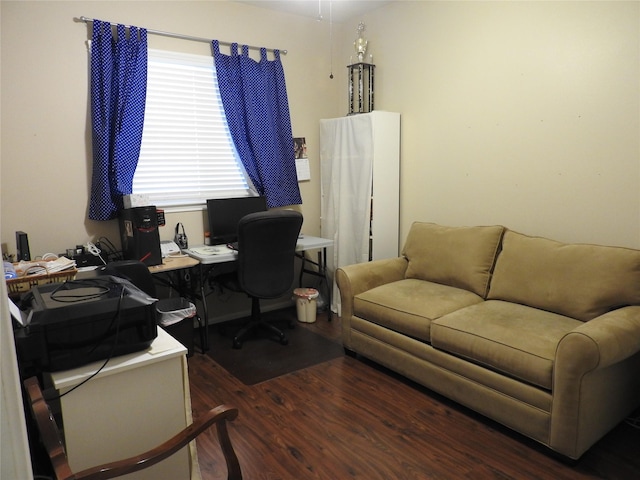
[119,206,162,266]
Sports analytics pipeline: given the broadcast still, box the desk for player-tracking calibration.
[148,255,204,354]
[148,255,200,299]
[46,328,197,480]
[185,236,333,351]
[77,260,203,355]
[295,236,334,312]
[148,254,200,273]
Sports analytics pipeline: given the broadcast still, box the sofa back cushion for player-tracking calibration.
[403,223,505,298]
[488,230,640,321]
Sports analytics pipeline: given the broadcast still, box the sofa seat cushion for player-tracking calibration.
[402,222,504,298]
[488,230,640,321]
[431,300,582,389]
[354,278,484,342]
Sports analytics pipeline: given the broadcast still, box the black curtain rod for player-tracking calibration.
[77,16,288,55]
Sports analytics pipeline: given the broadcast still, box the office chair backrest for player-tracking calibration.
[237,210,303,299]
[100,260,157,297]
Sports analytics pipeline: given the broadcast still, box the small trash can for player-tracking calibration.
[293,288,320,323]
[157,297,197,356]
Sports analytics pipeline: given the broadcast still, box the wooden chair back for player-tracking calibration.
[23,376,242,480]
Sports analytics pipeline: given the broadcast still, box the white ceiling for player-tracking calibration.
[233,0,393,24]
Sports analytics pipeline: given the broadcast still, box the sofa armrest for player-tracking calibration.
[336,257,408,347]
[551,305,640,458]
[558,305,640,370]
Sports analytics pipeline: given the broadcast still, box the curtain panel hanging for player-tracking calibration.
[212,41,301,208]
[89,20,148,221]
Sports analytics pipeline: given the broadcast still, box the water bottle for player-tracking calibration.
[4,261,17,279]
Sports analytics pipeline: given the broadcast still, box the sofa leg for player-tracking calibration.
[547,448,579,466]
[343,347,357,358]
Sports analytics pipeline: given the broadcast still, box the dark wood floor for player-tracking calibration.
[188,310,640,480]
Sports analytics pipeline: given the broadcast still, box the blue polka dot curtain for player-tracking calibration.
[89,20,148,221]
[212,41,302,208]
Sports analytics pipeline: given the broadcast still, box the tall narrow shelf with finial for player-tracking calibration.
[348,62,375,114]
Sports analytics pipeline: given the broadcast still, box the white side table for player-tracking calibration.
[46,328,198,480]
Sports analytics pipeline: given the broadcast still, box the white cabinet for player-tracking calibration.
[46,329,196,480]
[320,111,400,313]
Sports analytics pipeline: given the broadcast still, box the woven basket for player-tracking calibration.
[6,266,77,296]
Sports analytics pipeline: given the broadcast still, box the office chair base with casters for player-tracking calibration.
[232,297,291,349]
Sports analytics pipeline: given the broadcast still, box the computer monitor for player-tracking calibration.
[206,196,267,245]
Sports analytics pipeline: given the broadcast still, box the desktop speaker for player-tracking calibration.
[16,231,31,261]
[174,223,188,249]
[119,207,162,266]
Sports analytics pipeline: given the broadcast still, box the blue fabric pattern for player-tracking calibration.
[213,41,301,208]
[89,20,147,220]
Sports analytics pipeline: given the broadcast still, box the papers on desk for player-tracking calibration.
[13,256,77,276]
[190,245,234,256]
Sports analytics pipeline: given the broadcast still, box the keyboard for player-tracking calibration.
[190,245,234,256]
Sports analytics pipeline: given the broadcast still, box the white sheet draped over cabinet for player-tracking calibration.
[320,111,401,315]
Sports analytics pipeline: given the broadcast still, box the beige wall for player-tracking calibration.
[0,0,339,257]
[350,0,639,248]
[2,0,639,258]
[2,0,639,467]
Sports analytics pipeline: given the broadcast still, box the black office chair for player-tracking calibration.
[102,260,204,355]
[223,209,303,349]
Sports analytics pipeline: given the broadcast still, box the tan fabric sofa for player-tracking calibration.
[336,222,640,459]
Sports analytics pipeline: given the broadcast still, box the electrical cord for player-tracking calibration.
[164,252,189,259]
[85,241,107,265]
[50,278,111,303]
[98,236,123,262]
[625,413,640,429]
[45,280,126,401]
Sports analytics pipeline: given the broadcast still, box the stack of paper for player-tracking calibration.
[15,256,77,276]
[190,246,234,256]
[43,256,77,273]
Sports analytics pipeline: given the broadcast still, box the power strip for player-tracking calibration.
[84,241,106,266]
[70,252,104,268]
[62,241,107,267]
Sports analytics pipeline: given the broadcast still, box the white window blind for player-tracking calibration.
[133,48,252,209]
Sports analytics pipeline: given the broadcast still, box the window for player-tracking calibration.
[133,49,253,210]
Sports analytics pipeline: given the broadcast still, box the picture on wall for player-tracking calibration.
[294,137,307,159]
[294,137,310,181]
